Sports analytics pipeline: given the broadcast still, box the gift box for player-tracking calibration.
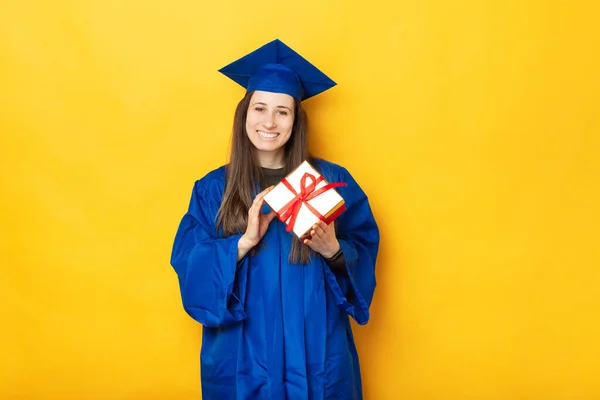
[263,160,347,238]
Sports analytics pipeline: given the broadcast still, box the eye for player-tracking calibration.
[254,107,265,112]
[277,110,289,116]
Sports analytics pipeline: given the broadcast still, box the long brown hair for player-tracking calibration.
[216,91,313,264]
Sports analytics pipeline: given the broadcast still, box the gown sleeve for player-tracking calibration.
[323,167,380,325]
[170,180,248,328]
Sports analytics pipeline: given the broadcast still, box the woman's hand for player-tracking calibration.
[238,186,277,260]
[303,220,340,259]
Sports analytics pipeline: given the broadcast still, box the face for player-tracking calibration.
[245,90,295,159]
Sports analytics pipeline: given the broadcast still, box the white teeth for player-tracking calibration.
[258,131,279,139]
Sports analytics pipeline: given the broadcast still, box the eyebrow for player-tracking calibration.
[251,102,293,112]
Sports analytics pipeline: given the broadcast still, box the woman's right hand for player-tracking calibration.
[237,186,277,260]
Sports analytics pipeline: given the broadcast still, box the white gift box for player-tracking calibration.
[263,160,346,238]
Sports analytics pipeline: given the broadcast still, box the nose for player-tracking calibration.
[263,113,277,130]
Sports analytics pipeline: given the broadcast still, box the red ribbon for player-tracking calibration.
[277,172,347,234]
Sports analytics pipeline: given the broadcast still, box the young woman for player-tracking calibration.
[170,39,380,400]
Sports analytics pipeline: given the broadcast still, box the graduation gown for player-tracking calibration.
[170,159,379,400]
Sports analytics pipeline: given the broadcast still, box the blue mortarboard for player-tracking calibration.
[218,39,336,101]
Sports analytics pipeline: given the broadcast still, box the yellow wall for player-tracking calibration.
[2,0,599,399]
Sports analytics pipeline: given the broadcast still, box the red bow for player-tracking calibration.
[277,172,347,234]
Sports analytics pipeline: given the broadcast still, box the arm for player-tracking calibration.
[170,181,275,328]
[304,167,380,325]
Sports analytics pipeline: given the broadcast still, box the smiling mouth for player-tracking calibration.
[257,131,280,140]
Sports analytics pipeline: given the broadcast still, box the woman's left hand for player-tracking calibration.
[303,221,340,259]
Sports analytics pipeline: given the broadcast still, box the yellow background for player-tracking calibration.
[2,0,599,399]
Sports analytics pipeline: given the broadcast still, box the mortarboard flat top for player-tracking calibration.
[218,39,336,101]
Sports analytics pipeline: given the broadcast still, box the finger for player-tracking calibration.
[248,195,266,220]
[253,195,271,214]
[299,231,310,241]
[266,210,277,223]
[248,202,258,218]
[303,238,322,254]
[251,189,271,213]
[309,228,319,239]
[257,185,275,199]
[252,187,271,204]
[321,221,337,238]
[320,220,333,232]
[253,193,266,206]
[312,222,326,237]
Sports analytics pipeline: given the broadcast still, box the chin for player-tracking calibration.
[257,145,282,153]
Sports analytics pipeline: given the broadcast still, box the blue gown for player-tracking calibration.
[170,159,379,400]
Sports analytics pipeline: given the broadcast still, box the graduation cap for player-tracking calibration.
[218,39,336,101]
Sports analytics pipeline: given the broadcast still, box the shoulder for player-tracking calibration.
[191,165,228,205]
[310,158,355,183]
[311,158,369,204]
[311,158,348,181]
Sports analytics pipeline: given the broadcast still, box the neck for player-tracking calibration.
[256,149,285,169]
